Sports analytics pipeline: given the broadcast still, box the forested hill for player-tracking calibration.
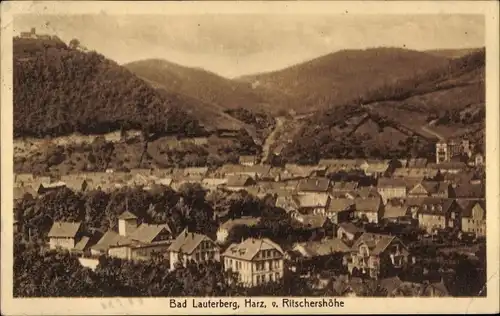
[13,37,204,139]
[125,59,287,114]
[282,48,486,164]
[238,47,451,113]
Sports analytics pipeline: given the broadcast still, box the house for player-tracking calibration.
[63,178,90,192]
[224,175,256,191]
[38,181,67,194]
[331,181,358,193]
[348,186,380,199]
[168,229,220,270]
[107,223,173,261]
[326,198,355,224]
[392,168,438,179]
[14,186,38,201]
[292,238,350,259]
[427,162,467,174]
[354,197,383,224]
[291,238,350,273]
[292,214,334,239]
[362,160,390,177]
[201,178,228,191]
[216,217,261,244]
[382,200,411,224]
[318,159,361,173]
[417,198,460,234]
[275,195,300,214]
[153,177,174,187]
[346,233,409,279]
[406,158,428,168]
[48,222,84,251]
[284,164,321,178]
[450,182,485,199]
[90,230,120,256]
[239,155,258,166]
[296,178,330,195]
[408,181,450,198]
[457,199,486,237]
[295,193,331,215]
[377,178,407,203]
[473,152,484,166]
[183,167,209,178]
[337,223,365,242]
[14,173,35,186]
[216,164,270,179]
[222,238,285,287]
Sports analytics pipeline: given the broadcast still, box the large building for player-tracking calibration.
[435,139,472,163]
[222,238,284,287]
[168,229,220,270]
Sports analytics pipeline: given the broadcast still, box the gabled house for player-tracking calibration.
[382,200,412,224]
[346,233,409,279]
[408,181,450,198]
[377,178,407,203]
[183,167,209,178]
[354,197,383,224]
[331,181,359,193]
[326,198,355,224]
[450,182,485,199]
[239,155,258,166]
[168,229,220,270]
[295,193,331,215]
[63,178,90,192]
[90,230,120,256]
[291,238,350,273]
[48,222,84,251]
[292,214,334,239]
[362,160,390,178]
[392,168,438,179]
[457,199,486,237]
[224,174,256,191]
[107,223,173,261]
[222,238,284,287]
[337,222,365,242]
[216,217,261,244]
[201,178,228,191]
[296,178,330,195]
[14,186,38,201]
[427,162,467,174]
[275,195,300,215]
[417,198,460,234]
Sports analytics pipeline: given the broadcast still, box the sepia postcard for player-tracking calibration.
[1,1,499,315]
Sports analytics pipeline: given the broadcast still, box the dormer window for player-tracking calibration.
[436,205,442,211]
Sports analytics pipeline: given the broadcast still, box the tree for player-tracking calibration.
[69,38,80,49]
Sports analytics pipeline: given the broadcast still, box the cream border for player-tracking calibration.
[1,1,499,315]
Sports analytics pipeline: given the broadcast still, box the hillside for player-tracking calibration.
[125,59,288,114]
[13,37,204,139]
[238,47,451,113]
[425,48,483,59]
[282,49,486,164]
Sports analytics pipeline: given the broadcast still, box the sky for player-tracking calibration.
[14,14,484,78]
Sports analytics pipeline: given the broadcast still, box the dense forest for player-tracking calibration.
[13,37,204,138]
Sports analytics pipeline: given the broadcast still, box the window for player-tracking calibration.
[256,275,261,285]
[270,273,274,282]
[195,253,200,261]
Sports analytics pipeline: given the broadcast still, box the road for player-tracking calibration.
[260,116,285,164]
[421,119,445,141]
